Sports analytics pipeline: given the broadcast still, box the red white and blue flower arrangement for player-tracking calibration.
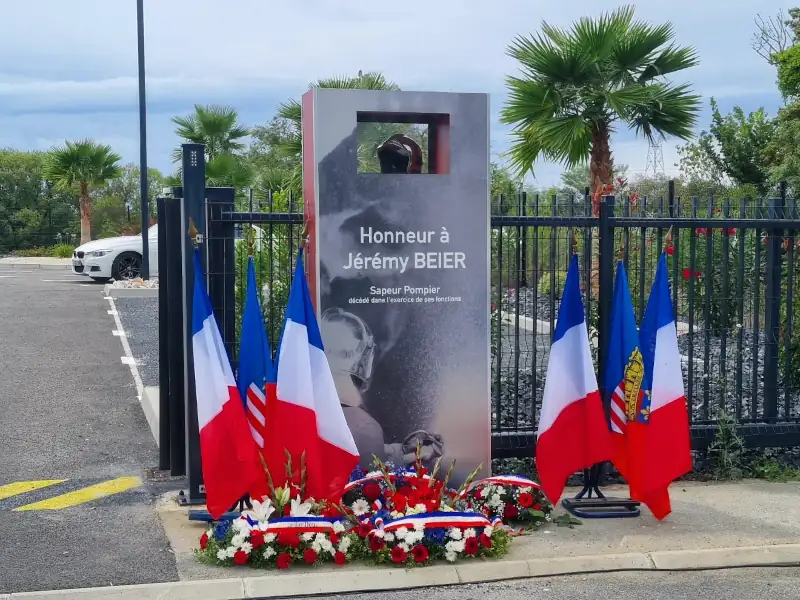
[197,449,550,569]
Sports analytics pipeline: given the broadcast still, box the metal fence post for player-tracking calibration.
[179,143,206,505]
[206,187,237,365]
[156,197,170,471]
[164,196,186,476]
[763,184,786,421]
[596,194,616,403]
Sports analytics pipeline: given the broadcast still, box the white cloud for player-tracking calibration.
[0,0,794,182]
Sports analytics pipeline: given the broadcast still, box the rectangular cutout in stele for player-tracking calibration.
[356,112,450,175]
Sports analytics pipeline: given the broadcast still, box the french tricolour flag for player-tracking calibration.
[191,250,262,519]
[263,249,359,500]
[536,255,614,504]
[636,253,692,519]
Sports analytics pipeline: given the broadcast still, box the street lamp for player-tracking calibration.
[137,0,150,279]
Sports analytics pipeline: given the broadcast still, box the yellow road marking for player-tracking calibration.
[0,480,66,501]
[13,476,142,511]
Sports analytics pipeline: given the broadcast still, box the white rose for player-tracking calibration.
[445,550,457,562]
[333,521,345,534]
[484,526,494,538]
[395,526,408,540]
[263,547,276,559]
[464,528,477,539]
[449,528,463,540]
[301,532,314,542]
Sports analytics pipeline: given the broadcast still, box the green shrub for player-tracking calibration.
[13,247,48,257]
[49,244,74,258]
[537,270,568,299]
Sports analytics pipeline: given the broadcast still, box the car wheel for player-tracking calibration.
[112,252,142,280]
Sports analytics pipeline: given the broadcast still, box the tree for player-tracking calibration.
[0,150,78,251]
[500,5,701,206]
[559,162,629,193]
[751,10,792,65]
[171,104,250,162]
[94,163,165,236]
[43,140,122,244]
[172,104,253,193]
[274,71,403,194]
[676,98,775,194]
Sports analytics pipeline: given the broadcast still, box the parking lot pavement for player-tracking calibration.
[0,270,179,594]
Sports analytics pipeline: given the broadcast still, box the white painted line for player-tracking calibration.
[80,284,92,287]
[112,330,127,337]
[0,275,15,278]
[103,296,113,300]
[107,296,145,406]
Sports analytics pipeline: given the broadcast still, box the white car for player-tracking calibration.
[72,224,159,282]
[71,223,270,282]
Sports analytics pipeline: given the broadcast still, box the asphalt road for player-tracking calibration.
[0,269,178,593]
[296,568,800,600]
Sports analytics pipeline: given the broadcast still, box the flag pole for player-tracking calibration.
[560,193,641,519]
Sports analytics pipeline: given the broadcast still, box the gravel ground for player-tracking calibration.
[114,296,160,387]
[496,285,800,422]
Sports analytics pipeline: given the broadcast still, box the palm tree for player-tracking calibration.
[501,6,701,200]
[171,104,250,163]
[43,140,122,244]
[275,71,405,193]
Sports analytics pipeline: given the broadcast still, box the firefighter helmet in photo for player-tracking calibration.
[377,133,424,174]
[320,308,376,391]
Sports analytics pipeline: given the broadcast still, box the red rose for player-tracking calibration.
[411,545,430,563]
[391,492,408,513]
[518,492,534,508]
[334,551,347,565]
[465,537,480,555]
[665,243,675,256]
[357,522,373,538]
[503,504,519,519]
[728,228,737,236]
[251,531,265,549]
[533,503,542,511]
[277,531,300,548]
[233,550,248,565]
[363,483,381,502]
[479,533,492,549]
[391,546,407,564]
[329,532,340,545]
[199,533,208,550]
[276,552,292,570]
[304,548,319,564]
[369,535,385,552]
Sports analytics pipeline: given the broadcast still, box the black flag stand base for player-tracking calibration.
[186,494,252,523]
[561,463,641,519]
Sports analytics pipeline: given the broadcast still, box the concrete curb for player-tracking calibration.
[102,284,159,298]
[141,386,160,445]
[0,262,71,270]
[7,543,800,599]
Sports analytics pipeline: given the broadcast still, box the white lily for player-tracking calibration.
[243,498,275,524]
[290,496,313,517]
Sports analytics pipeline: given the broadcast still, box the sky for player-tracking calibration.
[0,0,795,188]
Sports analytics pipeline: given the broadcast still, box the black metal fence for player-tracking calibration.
[203,183,800,459]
